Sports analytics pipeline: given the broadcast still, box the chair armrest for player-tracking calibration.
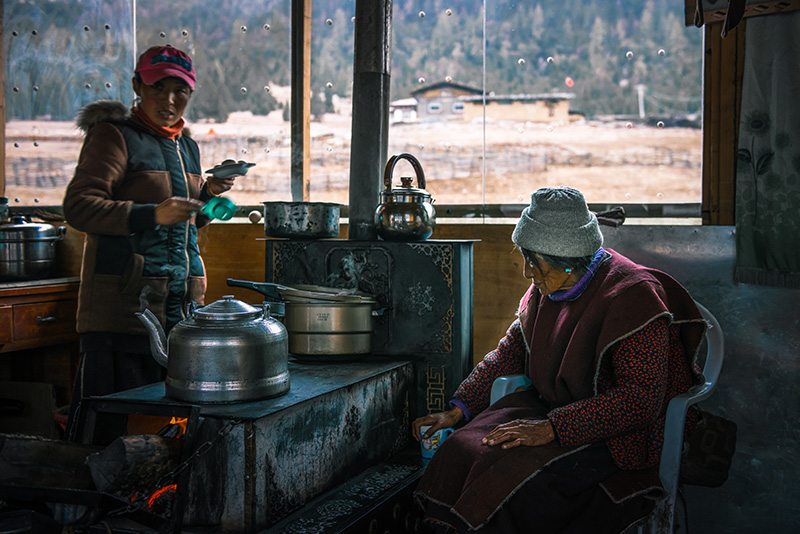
[658,381,716,499]
[490,375,533,405]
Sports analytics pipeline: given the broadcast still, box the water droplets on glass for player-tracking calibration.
[547,56,555,64]
[240,87,247,94]
[564,77,574,88]
[326,146,333,152]
[446,9,453,16]
[104,24,111,31]
[182,30,189,37]
[13,143,19,148]
[625,51,634,60]
[326,18,333,26]
[11,31,18,37]
[546,125,554,133]
[12,87,19,93]
[518,127,525,133]
[264,147,270,154]
[625,193,632,199]
[445,76,452,83]
[418,77,426,84]
[657,121,665,128]
[264,24,271,31]
[32,86,39,92]
[33,142,39,147]
[658,49,666,57]
[657,192,664,199]
[418,11,426,18]
[517,58,526,66]
[418,143,425,150]
[626,122,633,129]
[351,17,356,24]
[264,86,271,92]
[84,83,92,89]
[83,26,90,32]
[159,32,166,38]
[326,82,333,89]
[105,82,112,89]
[241,148,248,155]
[240,25,247,33]
[31,30,38,36]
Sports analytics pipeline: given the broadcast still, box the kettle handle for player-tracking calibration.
[384,153,426,191]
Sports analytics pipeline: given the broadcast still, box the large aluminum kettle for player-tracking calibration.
[136,296,289,403]
[374,153,436,241]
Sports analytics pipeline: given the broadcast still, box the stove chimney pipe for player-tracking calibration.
[347,0,392,240]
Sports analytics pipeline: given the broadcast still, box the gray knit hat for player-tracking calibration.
[511,186,603,257]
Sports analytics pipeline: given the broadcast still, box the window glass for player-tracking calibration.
[388,1,702,206]
[4,0,701,211]
[481,1,702,205]
[3,0,134,207]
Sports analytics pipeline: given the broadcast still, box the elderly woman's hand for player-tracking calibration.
[482,418,555,449]
[412,406,464,441]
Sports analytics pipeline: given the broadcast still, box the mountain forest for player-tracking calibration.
[3,0,702,123]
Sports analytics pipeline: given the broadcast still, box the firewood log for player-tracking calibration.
[86,435,182,495]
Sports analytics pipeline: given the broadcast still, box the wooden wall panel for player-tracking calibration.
[701,20,746,225]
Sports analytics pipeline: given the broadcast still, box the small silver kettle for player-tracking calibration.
[374,153,436,241]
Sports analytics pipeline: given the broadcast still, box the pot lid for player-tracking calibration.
[193,295,262,321]
[0,216,62,242]
[278,284,376,304]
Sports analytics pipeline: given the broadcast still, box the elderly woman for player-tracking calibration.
[412,186,705,533]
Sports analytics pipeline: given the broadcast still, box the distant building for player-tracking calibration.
[394,81,577,124]
[408,81,483,122]
[389,97,419,123]
[460,92,576,123]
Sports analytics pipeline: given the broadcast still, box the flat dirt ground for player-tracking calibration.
[4,111,701,208]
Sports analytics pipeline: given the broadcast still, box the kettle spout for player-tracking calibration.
[135,309,169,369]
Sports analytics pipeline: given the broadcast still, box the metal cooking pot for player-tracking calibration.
[375,153,436,241]
[262,201,342,239]
[227,278,377,356]
[0,216,66,282]
[136,296,290,403]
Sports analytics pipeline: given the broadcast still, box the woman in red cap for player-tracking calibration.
[62,45,236,439]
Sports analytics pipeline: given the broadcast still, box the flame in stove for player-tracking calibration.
[169,417,188,433]
[147,483,177,509]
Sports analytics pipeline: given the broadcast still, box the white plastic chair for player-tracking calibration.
[489,300,724,534]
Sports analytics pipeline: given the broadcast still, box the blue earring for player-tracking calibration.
[565,268,573,273]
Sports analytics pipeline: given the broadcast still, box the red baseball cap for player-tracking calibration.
[135,45,196,90]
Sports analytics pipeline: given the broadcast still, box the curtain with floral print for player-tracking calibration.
[735,10,800,288]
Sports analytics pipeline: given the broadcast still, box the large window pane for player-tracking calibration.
[4,0,702,212]
[4,0,134,207]
[482,0,702,205]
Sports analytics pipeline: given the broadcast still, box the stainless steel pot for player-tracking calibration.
[262,201,342,239]
[227,278,377,356]
[0,216,66,282]
[136,296,290,403]
[375,153,436,241]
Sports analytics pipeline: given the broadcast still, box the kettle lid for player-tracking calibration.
[193,295,262,321]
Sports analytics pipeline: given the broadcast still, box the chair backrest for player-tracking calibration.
[692,301,725,397]
[655,299,725,532]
